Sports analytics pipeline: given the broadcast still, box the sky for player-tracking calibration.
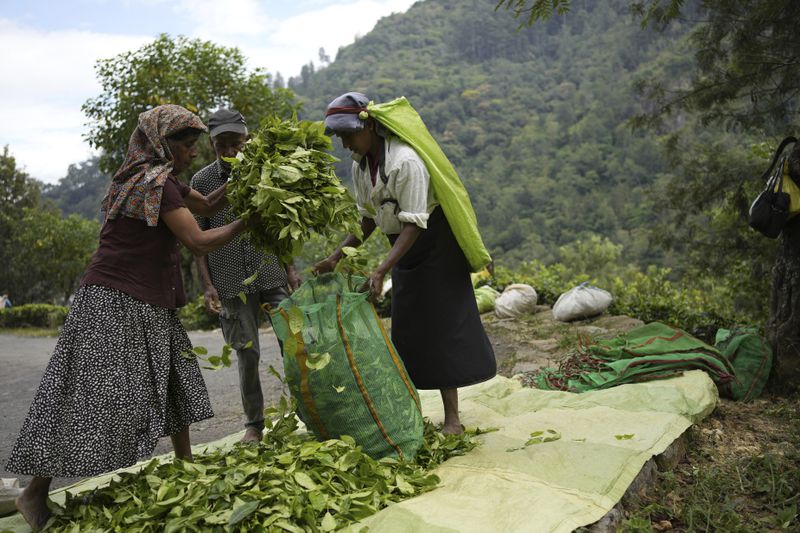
[0,0,416,184]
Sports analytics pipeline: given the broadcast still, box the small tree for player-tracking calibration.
[0,145,41,211]
[3,209,100,304]
[83,33,299,175]
[0,146,45,301]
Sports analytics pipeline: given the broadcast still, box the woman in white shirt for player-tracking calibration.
[314,92,496,435]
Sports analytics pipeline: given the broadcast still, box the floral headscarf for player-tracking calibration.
[101,104,208,226]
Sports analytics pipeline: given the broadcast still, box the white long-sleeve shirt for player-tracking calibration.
[351,137,439,235]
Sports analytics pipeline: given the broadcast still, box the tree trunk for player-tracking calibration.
[766,216,800,394]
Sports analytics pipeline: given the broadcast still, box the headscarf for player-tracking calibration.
[101,104,207,226]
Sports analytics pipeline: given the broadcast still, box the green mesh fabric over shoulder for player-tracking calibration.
[270,273,424,459]
[367,97,492,272]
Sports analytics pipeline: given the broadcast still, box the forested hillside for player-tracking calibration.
[292,0,694,266]
[43,157,107,222]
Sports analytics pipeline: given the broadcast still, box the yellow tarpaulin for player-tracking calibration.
[0,371,717,532]
[351,371,717,532]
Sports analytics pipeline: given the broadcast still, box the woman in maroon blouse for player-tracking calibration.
[6,105,250,530]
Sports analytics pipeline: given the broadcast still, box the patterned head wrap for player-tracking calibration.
[102,104,208,226]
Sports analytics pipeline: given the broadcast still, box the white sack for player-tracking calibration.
[494,284,538,318]
[552,283,613,322]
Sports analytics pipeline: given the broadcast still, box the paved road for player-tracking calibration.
[0,328,286,489]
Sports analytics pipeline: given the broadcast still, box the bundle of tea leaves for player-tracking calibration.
[226,116,360,263]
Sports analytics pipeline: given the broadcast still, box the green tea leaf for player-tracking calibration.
[294,472,318,490]
[288,306,304,334]
[320,511,337,532]
[306,352,331,371]
[229,500,259,526]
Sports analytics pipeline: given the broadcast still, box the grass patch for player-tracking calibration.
[0,327,59,337]
[620,397,800,531]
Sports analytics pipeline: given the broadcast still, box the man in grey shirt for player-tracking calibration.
[192,108,301,442]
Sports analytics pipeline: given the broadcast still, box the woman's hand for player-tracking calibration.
[313,256,338,275]
[367,269,386,300]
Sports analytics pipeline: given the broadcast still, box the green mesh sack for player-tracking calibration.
[270,273,424,459]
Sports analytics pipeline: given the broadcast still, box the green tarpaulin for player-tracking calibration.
[530,322,736,393]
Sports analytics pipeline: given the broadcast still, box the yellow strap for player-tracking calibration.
[278,308,329,439]
[369,304,422,414]
[336,295,404,459]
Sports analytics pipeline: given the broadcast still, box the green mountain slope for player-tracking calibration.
[43,157,108,222]
[292,0,693,266]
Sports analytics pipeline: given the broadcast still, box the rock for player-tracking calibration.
[591,315,644,331]
[653,520,674,531]
[656,434,687,471]
[589,505,623,532]
[577,325,609,336]
[511,361,546,375]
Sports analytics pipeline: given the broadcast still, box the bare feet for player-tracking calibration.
[441,422,464,436]
[241,427,263,442]
[15,490,50,531]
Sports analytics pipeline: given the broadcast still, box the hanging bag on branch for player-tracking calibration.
[749,136,797,239]
[270,273,424,460]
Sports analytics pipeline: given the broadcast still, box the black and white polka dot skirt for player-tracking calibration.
[5,285,214,478]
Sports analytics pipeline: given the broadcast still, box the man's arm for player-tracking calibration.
[286,262,302,291]
[184,182,228,217]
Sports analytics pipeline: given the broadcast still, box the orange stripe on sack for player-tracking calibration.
[369,304,421,414]
[631,331,684,348]
[278,308,329,439]
[336,295,404,459]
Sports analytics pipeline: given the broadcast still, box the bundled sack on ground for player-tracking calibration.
[270,273,424,460]
[552,283,613,322]
[474,285,501,313]
[494,284,538,318]
[523,322,736,393]
[715,328,773,402]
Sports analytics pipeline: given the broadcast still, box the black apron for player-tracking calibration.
[388,207,496,389]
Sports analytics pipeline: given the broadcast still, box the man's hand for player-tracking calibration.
[313,256,338,275]
[204,287,222,315]
[286,265,302,291]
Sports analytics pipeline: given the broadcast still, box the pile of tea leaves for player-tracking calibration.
[225,116,360,264]
[47,398,484,532]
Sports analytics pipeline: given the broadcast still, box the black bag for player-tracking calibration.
[749,137,797,238]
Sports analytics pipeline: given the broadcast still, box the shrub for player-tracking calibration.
[0,304,69,329]
[493,261,750,341]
